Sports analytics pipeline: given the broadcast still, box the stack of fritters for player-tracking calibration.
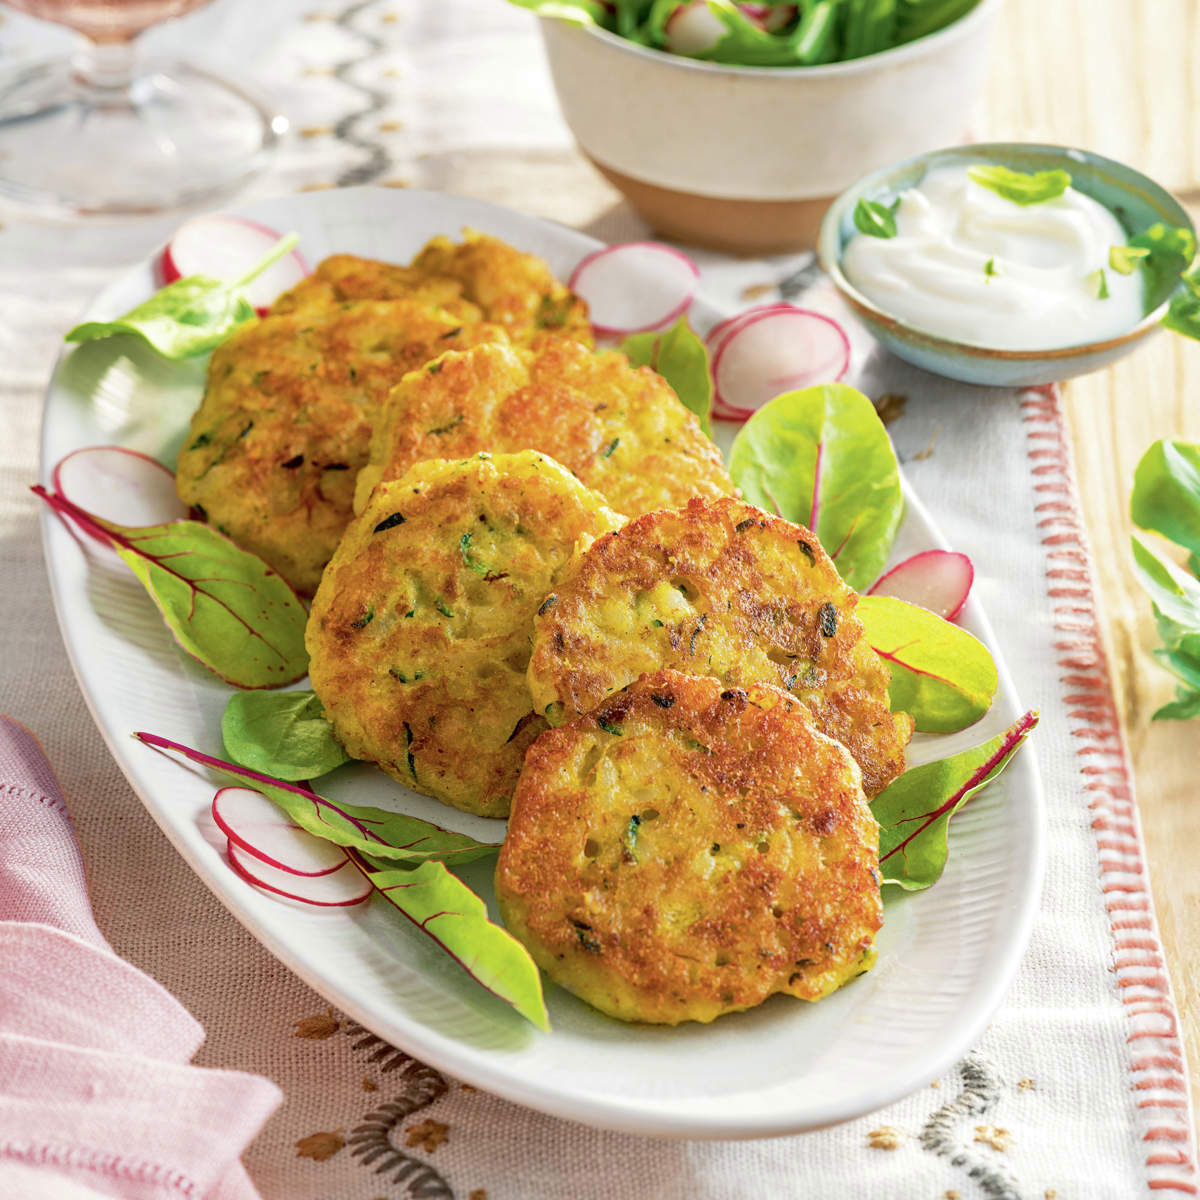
[179,229,914,1024]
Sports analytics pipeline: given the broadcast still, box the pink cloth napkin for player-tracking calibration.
[0,716,281,1200]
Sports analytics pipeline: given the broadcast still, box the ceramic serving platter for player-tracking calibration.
[39,187,1044,1139]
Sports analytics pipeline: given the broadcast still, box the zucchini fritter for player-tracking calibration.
[306,452,623,818]
[355,339,735,519]
[496,670,882,1025]
[175,301,507,595]
[526,497,913,797]
[271,229,591,346]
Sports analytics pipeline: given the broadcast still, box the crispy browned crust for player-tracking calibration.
[356,339,734,519]
[496,670,882,1025]
[175,301,508,595]
[306,452,622,818]
[526,497,913,798]
[271,231,592,347]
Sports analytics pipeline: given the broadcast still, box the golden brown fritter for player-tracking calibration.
[525,497,913,798]
[354,339,735,519]
[175,301,508,595]
[306,452,623,818]
[271,230,591,346]
[496,670,882,1025]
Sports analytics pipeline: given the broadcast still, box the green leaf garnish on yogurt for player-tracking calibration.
[1109,244,1151,275]
[1090,268,1111,300]
[853,197,898,239]
[984,257,1001,280]
[966,163,1071,206]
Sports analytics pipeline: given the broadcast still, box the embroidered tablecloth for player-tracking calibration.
[0,1,1195,1196]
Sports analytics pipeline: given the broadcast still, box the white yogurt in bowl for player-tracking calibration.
[841,165,1145,350]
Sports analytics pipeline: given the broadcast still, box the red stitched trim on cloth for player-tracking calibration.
[0,1140,199,1195]
[1021,385,1199,1196]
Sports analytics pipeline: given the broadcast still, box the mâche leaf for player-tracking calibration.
[728,383,903,591]
[621,315,713,437]
[222,690,351,781]
[853,197,898,239]
[136,733,500,867]
[365,860,550,1031]
[35,486,308,689]
[967,163,1071,206]
[857,594,997,731]
[65,233,299,359]
[872,710,1038,890]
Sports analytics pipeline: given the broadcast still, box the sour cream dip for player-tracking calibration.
[841,165,1145,351]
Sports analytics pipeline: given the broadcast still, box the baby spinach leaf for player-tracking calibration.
[35,486,308,689]
[873,709,1038,890]
[222,690,351,781]
[967,164,1071,206]
[367,861,550,1031]
[856,594,997,731]
[65,233,299,359]
[135,733,501,867]
[621,315,713,437]
[1131,439,1200,558]
[853,197,898,239]
[728,383,903,591]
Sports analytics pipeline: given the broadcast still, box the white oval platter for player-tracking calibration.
[39,186,1044,1139]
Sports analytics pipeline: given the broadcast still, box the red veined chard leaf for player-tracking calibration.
[727,384,903,591]
[36,486,308,689]
[357,858,549,1031]
[872,710,1038,890]
[857,594,997,732]
[136,732,500,867]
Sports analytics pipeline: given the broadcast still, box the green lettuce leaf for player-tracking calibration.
[65,233,298,359]
[873,710,1038,890]
[727,383,903,591]
[621,315,713,437]
[856,594,997,731]
[505,0,608,24]
[222,690,351,781]
[368,861,550,1031]
[135,732,500,867]
[35,487,308,689]
[967,164,1071,206]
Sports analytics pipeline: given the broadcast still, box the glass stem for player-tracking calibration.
[72,38,140,94]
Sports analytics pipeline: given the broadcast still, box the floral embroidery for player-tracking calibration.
[295,1130,346,1161]
[405,1120,449,1153]
[867,1126,907,1150]
[294,1008,341,1040]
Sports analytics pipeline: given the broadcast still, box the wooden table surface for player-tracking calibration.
[982,0,1200,1109]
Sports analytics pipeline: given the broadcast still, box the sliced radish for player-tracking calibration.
[52,446,187,534]
[712,307,850,421]
[569,242,700,336]
[740,2,795,31]
[704,303,798,360]
[226,839,371,907]
[867,550,975,622]
[212,786,347,877]
[664,1,726,55]
[161,215,309,315]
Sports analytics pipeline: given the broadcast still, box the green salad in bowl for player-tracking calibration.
[510,0,982,65]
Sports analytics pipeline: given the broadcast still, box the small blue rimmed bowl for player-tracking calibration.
[817,143,1195,387]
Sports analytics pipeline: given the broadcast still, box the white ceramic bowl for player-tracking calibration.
[539,0,1001,253]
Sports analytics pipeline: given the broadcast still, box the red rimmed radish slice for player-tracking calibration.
[52,445,187,533]
[868,550,975,622]
[226,839,371,907]
[705,303,797,359]
[162,216,309,314]
[212,786,347,877]
[664,1,726,55]
[569,242,700,336]
[712,307,850,421]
